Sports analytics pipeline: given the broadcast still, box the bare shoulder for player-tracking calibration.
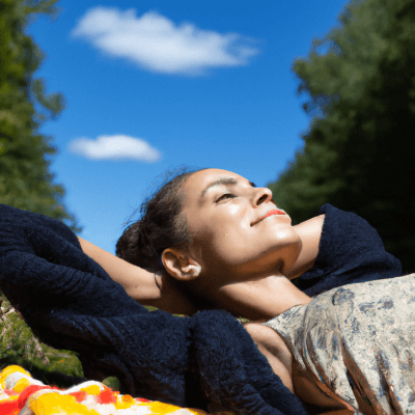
[244,323,356,413]
[243,322,294,392]
[244,322,290,357]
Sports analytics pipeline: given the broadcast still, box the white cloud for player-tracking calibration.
[71,8,259,75]
[68,134,161,162]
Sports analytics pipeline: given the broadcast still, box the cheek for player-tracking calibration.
[192,206,247,244]
[192,225,248,267]
[207,226,255,266]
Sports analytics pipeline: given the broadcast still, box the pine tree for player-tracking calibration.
[0,0,86,384]
[0,0,81,232]
[268,0,415,272]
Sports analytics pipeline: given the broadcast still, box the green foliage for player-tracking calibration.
[0,293,122,389]
[0,0,81,233]
[0,0,118,390]
[269,0,415,272]
[102,376,121,391]
[0,293,82,383]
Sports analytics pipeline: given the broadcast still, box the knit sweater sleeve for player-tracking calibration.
[296,204,402,297]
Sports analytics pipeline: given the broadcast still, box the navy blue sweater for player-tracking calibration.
[0,203,402,414]
[297,204,402,296]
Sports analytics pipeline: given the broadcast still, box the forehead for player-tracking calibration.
[186,168,245,189]
[181,169,247,204]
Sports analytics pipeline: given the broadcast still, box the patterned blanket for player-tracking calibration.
[0,365,233,415]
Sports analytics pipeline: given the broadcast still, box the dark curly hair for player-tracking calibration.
[116,167,204,274]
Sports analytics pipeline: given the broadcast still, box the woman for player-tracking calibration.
[80,168,407,414]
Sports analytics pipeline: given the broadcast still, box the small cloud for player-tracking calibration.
[71,7,259,75]
[68,134,161,162]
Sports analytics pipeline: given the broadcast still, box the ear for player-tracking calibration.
[162,248,201,281]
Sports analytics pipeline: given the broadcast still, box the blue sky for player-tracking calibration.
[29,0,349,254]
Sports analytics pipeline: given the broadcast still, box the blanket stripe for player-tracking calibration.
[0,365,233,415]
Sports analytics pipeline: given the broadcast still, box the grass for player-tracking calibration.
[0,291,120,390]
[1,293,249,414]
[0,291,187,391]
[0,292,249,400]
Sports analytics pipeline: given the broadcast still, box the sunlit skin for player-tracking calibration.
[161,168,357,412]
[162,168,324,321]
[79,168,341,410]
[181,169,301,278]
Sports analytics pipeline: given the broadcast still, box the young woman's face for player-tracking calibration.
[180,168,302,281]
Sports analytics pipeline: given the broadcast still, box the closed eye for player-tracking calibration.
[216,193,236,203]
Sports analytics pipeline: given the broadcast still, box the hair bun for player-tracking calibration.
[116,169,200,274]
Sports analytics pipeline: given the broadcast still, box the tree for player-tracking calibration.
[0,1,86,384]
[268,0,415,272]
[0,0,81,232]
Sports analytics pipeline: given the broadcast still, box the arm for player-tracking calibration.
[77,237,197,315]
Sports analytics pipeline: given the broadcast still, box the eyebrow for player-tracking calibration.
[200,177,256,199]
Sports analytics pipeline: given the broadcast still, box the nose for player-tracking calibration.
[253,187,274,206]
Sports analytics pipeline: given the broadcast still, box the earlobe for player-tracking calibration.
[162,249,201,281]
[186,259,202,279]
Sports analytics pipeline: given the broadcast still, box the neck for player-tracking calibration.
[205,276,312,321]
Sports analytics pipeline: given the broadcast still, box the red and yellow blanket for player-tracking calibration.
[0,365,229,415]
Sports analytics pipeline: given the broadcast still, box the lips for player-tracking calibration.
[251,209,286,226]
